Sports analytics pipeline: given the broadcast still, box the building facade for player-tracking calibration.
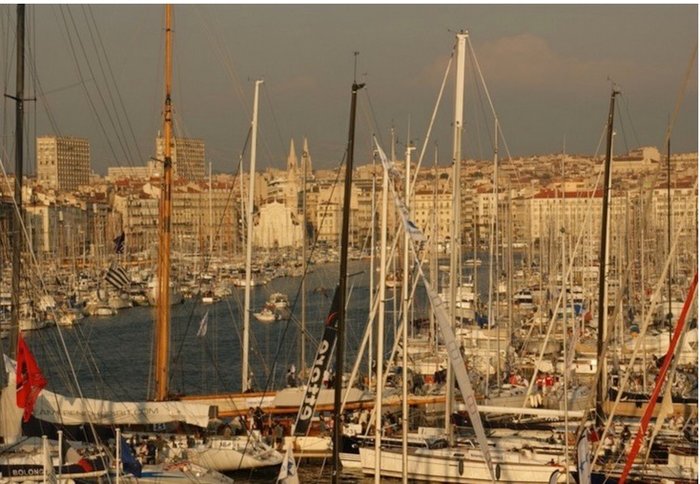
[156,136,205,180]
[36,136,90,191]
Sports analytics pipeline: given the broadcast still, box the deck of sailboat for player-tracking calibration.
[179,389,447,417]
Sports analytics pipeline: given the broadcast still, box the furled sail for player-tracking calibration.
[4,357,214,428]
[374,137,496,481]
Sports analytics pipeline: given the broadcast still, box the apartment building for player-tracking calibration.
[36,136,90,191]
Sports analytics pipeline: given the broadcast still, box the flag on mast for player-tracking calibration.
[16,334,47,422]
[276,446,300,484]
[105,262,130,291]
[113,231,125,254]
[197,311,209,337]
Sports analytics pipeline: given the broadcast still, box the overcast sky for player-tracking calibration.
[0,4,697,174]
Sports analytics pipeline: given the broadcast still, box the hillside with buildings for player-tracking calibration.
[0,135,696,271]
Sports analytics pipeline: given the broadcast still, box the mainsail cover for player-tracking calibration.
[293,286,341,436]
[374,137,496,481]
[4,357,212,428]
[31,389,213,428]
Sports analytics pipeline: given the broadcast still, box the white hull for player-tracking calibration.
[117,463,233,483]
[359,446,572,483]
[94,306,117,317]
[284,435,331,454]
[184,444,282,471]
[253,311,277,323]
[161,435,283,472]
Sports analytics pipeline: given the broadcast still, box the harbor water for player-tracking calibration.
[18,257,495,482]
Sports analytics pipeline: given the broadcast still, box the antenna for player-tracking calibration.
[353,51,359,83]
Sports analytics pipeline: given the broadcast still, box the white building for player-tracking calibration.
[253,200,303,248]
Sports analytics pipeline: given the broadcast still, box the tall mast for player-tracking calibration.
[367,166,376,388]
[595,87,619,425]
[373,131,389,483]
[154,4,173,401]
[331,71,364,483]
[209,161,213,255]
[300,141,308,376]
[446,31,466,442]
[666,135,672,338]
[401,133,414,483]
[242,79,263,393]
[8,4,25,359]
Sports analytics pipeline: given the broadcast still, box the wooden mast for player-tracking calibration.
[154,4,173,401]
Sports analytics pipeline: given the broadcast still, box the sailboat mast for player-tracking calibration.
[242,79,263,393]
[595,87,618,425]
[373,135,389,483]
[446,31,467,441]
[209,162,213,255]
[9,4,25,359]
[666,135,672,337]
[401,134,414,483]
[154,4,173,401]
[331,76,364,483]
[301,143,308,376]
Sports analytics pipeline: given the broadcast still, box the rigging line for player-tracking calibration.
[194,6,250,114]
[84,5,144,164]
[1,7,15,165]
[360,84,384,149]
[57,5,122,165]
[618,92,641,150]
[466,35,513,161]
[66,5,134,167]
[591,177,699,466]
[25,23,65,142]
[0,154,106,449]
[243,149,350,411]
[614,93,631,155]
[261,82,288,166]
[468,53,489,162]
[640,309,695,468]
[412,45,454,187]
[518,165,605,401]
[79,3,136,166]
[664,42,697,144]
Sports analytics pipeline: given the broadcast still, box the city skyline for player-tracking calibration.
[0,4,696,175]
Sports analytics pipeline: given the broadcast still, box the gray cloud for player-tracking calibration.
[0,4,695,174]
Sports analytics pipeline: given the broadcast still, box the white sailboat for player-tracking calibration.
[359,32,577,483]
[253,304,279,323]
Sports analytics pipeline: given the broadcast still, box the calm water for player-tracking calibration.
[28,259,410,400]
[20,256,496,482]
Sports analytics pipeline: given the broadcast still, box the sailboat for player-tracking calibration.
[0,6,109,481]
[2,6,277,479]
[134,7,281,474]
[357,31,576,483]
[253,303,280,323]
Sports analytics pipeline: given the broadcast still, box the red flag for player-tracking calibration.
[16,334,47,422]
